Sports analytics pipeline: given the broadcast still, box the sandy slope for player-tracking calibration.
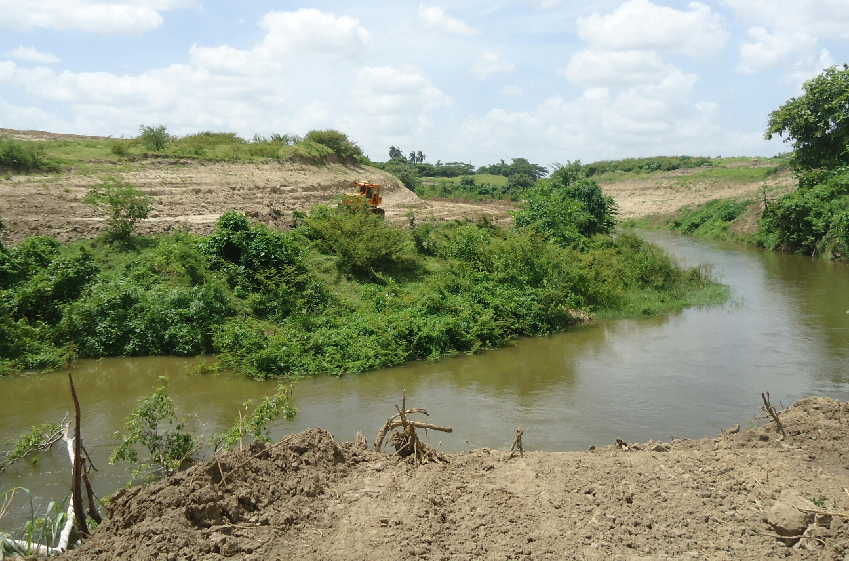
[64,397,849,561]
[0,158,511,244]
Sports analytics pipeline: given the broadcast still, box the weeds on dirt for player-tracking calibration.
[213,384,297,452]
[0,487,69,558]
[0,137,57,173]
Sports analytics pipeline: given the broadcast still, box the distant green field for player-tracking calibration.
[420,173,508,187]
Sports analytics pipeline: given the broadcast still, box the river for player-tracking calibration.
[1,230,848,529]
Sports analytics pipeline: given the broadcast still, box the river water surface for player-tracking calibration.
[2,230,848,528]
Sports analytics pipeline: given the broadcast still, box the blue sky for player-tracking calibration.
[1,0,847,165]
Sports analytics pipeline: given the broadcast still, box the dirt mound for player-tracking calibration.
[64,398,849,561]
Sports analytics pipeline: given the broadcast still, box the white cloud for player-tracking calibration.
[6,46,60,65]
[460,77,756,162]
[501,85,524,96]
[578,0,728,56]
[726,0,849,40]
[418,5,478,35]
[0,9,448,159]
[528,0,561,8]
[350,66,451,140]
[564,49,685,87]
[0,0,194,33]
[737,28,817,74]
[472,52,515,78]
[189,9,370,75]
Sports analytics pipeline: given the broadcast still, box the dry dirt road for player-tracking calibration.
[64,397,849,561]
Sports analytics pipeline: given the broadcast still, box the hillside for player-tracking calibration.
[596,157,795,220]
[0,130,510,244]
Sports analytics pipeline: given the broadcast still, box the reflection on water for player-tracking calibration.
[1,229,847,529]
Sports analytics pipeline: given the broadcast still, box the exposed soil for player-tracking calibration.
[64,397,849,561]
[0,130,792,244]
[599,164,796,220]
[0,158,512,244]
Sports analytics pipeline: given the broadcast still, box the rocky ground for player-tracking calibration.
[64,397,849,561]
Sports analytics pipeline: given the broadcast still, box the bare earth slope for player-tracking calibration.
[599,164,795,220]
[0,159,512,244]
[65,397,849,561]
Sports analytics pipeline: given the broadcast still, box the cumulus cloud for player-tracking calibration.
[0,9,449,158]
[527,0,561,8]
[418,5,478,35]
[737,28,817,74]
[472,52,515,79]
[563,49,686,87]
[6,46,60,65]
[728,1,846,83]
[0,0,194,33]
[726,0,849,40]
[578,0,728,56]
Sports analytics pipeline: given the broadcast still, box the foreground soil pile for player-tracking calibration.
[65,397,849,561]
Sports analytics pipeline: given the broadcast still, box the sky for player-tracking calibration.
[0,0,848,166]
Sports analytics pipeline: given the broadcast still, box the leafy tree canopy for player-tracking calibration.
[766,64,849,170]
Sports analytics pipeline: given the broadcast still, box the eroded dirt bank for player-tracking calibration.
[65,397,849,561]
[0,159,515,244]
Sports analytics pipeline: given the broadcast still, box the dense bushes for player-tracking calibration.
[303,130,364,163]
[299,206,413,276]
[669,199,752,240]
[0,137,55,172]
[582,156,712,177]
[0,196,720,376]
[760,169,849,256]
[513,169,616,245]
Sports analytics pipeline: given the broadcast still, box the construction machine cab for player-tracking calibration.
[341,181,385,216]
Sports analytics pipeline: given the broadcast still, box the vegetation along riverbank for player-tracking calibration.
[626,66,849,261]
[0,137,724,376]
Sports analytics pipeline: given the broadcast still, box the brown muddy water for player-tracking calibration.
[1,230,848,529]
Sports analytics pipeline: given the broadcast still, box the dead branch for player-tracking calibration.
[509,427,524,459]
[374,392,451,465]
[373,408,430,451]
[69,372,89,537]
[795,506,849,519]
[761,392,785,440]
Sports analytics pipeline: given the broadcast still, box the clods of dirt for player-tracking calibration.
[63,398,849,561]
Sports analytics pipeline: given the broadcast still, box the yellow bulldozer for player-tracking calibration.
[341,181,385,216]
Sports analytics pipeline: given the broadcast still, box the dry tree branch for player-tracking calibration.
[761,392,785,440]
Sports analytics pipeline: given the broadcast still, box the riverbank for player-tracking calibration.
[63,396,849,561]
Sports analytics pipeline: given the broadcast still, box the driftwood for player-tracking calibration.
[373,393,451,465]
[509,427,524,459]
[761,392,786,440]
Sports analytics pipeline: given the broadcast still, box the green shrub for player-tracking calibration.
[110,141,129,157]
[83,179,154,244]
[279,140,334,164]
[670,199,751,239]
[0,137,54,172]
[138,124,170,151]
[303,130,364,163]
[301,205,413,276]
[110,377,196,481]
[10,250,98,324]
[760,172,849,255]
[59,279,234,357]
